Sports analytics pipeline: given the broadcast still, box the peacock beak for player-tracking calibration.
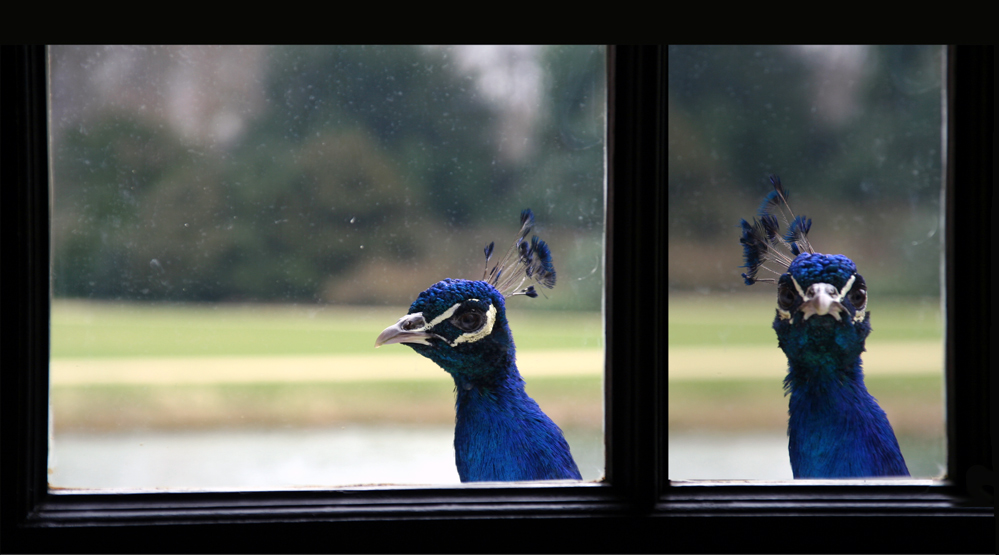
[799,282,847,322]
[375,312,438,347]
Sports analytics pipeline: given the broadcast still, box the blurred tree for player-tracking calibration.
[51,45,607,307]
[668,45,942,296]
[52,112,189,298]
[249,45,508,227]
[503,45,604,230]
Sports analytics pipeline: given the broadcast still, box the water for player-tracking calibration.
[669,432,793,480]
[49,425,604,490]
[669,431,945,480]
[50,428,938,489]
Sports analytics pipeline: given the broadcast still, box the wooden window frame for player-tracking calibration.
[1,45,991,553]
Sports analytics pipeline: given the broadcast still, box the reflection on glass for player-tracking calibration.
[667,45,945,480]
[48,45,605,490]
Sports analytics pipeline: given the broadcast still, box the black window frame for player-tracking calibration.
[1,45,991,553]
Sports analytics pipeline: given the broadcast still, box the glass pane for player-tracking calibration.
[49,45,605,490]
[668,45,944,480]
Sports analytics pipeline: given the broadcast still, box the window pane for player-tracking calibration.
[668,45,944,480]
[49,45,605,490]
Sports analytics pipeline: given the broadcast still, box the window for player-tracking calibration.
[2,45,990,553]
[46,45,605,490]
[667,45,945,480]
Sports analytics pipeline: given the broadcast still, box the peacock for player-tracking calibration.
[375,209,582,482]
[739,175,909,478]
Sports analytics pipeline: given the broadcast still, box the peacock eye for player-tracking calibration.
[452,310,485,332]
[777,281,796,310]
[401,316,425,331]
[848,285,867,309]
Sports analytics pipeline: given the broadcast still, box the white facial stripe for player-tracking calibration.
[450,303,497,347]
[423,301,466,330]
[420,298,497,347]
[791,275,807,298]
[839,274,856,299]
[840,273,867,322]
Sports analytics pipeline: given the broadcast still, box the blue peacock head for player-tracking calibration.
[375,209,556,384]
[739,176,871,376]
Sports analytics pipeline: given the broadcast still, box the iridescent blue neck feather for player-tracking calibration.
[452,355,580,482]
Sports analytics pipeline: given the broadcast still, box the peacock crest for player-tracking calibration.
[739,175,815,285]
[482,209,556,299]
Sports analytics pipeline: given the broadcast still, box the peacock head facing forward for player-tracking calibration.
[775,252,871,369]
[375,209,556,384]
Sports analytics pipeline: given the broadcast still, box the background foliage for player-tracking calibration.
[50,46,605,309]
[668,45,942,297]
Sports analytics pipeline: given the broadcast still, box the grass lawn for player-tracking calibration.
[51,294,944,443]
[52,300,603,358]
[668,291,943,346]
[667,292,945,477]
[50,300,603,433]
[667,292,944,430]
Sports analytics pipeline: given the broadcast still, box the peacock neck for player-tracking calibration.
[785,356,873,411]
[453,363,530,416]
[783,350,884,426]
[785,355,907,477]
[451,363,578,482]
[783,350,865,391]
[452,364,529,482]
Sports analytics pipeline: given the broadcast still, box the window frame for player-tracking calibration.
[1,45,991,553]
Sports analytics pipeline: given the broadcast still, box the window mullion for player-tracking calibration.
[2,43,52,522]
[605,45,667,505]
[943,44,992,500]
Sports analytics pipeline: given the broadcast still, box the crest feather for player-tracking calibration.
[483,209,556,298]
[739,175,814,285]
